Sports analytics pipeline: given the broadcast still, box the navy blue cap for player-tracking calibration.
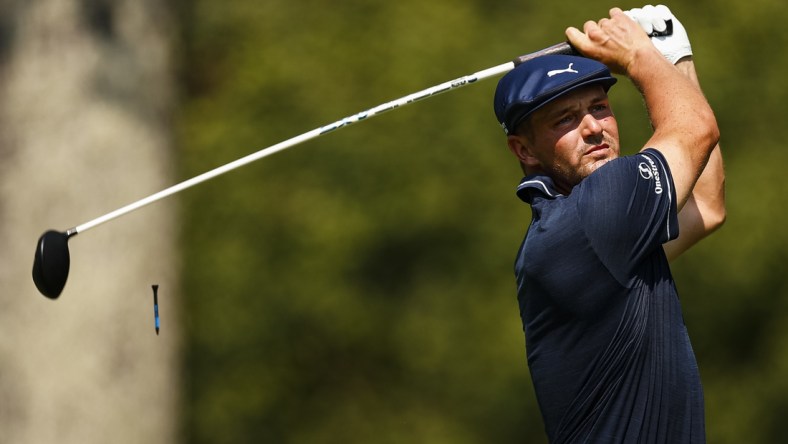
[494,55,617,135]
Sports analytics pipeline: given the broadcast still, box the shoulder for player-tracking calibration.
[575,149,673,204]
[572,149,679,265]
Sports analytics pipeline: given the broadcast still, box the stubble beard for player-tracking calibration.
[551,139,620,193]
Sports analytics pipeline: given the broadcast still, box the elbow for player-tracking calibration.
[709,205,726,233]
[707,187,727,233]
[676,105,719,162]
[701,109,721,154]
[707,122,721,155]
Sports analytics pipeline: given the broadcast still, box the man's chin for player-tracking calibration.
[583,156,616,177]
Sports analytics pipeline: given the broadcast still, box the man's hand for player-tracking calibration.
[565,8,662,74]
[625,5,692,64]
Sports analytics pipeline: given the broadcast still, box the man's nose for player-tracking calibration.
[580,114,603,140]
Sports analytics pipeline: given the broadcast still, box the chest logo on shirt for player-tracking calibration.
[639,159,664,195]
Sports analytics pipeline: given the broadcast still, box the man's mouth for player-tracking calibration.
[586,144,610,155]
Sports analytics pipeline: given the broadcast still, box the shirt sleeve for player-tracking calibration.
[574,148,679,284]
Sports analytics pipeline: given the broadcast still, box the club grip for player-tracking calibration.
[512,19,673,66]
[513,42,577,66]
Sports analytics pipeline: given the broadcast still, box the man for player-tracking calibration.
[493,5,724,443]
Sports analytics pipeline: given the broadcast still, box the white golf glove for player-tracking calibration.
[625,4,692,64]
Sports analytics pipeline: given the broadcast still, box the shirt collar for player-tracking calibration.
[516,174,564,203]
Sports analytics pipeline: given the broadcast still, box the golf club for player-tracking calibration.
[32,23,673,299]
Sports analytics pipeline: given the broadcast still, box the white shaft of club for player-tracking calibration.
[73,61,516,235]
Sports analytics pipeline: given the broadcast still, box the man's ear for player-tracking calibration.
[507,134,540,170]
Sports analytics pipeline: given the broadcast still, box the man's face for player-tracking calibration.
[508,85,620,192]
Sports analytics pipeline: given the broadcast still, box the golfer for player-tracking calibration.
[493,5,724,443]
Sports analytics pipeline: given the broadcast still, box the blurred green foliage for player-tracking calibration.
[174,1,788,442]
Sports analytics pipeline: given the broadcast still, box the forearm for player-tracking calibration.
[663,59,725,261]
[631,50,720,207]
[664,144,725,262]
[633,51,711,140]
[675,57,725,227]
[692,144,726,226]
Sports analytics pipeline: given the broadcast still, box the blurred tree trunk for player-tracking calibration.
[0,0,179,442]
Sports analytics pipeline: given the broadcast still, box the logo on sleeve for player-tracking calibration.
[638,158,663,195]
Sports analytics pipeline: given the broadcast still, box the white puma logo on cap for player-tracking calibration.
[547,63,579,77]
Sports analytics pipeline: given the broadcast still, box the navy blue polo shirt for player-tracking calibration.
[514,149,705,443]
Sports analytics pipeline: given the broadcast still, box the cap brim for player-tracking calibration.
[507,76,617,134]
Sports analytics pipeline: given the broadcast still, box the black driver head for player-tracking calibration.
[32,230,72,299]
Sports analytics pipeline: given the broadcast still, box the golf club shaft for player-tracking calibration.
[71,42,576,235]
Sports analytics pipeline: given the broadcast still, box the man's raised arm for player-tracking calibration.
[566,6,720,213]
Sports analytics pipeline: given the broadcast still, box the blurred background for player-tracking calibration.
[1,0,786,442]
